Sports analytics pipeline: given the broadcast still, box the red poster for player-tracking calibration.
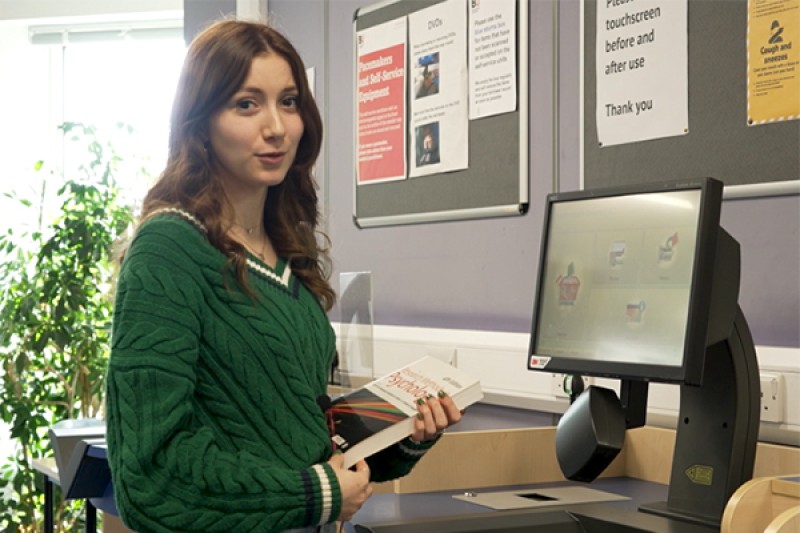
[357,42,407,184]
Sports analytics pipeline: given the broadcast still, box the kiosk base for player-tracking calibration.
[640,309,760,527]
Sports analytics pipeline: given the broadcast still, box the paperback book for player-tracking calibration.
[327,356,483,468]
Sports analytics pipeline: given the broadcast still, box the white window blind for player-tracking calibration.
[29,20,183,45]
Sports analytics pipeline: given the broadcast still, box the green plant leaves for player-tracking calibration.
[0,122,138,531]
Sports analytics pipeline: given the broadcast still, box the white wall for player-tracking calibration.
[333,323,800,447]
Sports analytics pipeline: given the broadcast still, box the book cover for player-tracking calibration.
[327,356,483,468]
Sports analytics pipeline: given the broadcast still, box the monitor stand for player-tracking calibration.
[640,307,759,527]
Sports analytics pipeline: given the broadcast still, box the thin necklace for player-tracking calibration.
[232,221,259,235]
[232,227,270,262]
[226,218,273,263]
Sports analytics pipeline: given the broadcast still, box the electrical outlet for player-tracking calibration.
[551,373,593,399]
[760,372,785,423]
[551,374,570,399]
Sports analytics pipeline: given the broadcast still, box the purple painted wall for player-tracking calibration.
[204,0,799,347]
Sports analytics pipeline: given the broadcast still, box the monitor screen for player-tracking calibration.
[529,179,724,385]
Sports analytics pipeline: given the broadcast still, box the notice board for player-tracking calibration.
[353,0,529,228]
[582,0,800,196]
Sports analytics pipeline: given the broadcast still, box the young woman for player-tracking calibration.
[105,19,462,533]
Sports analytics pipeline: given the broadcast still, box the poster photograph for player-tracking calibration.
[408,0,469,178]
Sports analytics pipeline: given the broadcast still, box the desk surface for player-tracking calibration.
[350,478,718,532]
[352,477,666,524]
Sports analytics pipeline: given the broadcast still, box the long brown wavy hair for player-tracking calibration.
[138,19,335,310]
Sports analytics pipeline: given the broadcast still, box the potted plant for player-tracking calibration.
[0,122,137,532]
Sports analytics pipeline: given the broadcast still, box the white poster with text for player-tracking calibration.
[595,0,688,147]
[469,0,517,119]
[409,0,469,177]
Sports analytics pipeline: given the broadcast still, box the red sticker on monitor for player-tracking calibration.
[529,355,551,369]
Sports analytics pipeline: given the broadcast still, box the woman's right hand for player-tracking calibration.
[327,453,373,521]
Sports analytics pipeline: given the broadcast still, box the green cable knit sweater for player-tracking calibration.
[106,210,435,533]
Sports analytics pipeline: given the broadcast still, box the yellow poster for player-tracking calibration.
[747,0,800,125]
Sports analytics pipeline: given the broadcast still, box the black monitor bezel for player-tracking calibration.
[528,178,724,386]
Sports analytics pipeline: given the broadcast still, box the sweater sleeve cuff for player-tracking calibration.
[397,433,441,459]
[308,463,342,526]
